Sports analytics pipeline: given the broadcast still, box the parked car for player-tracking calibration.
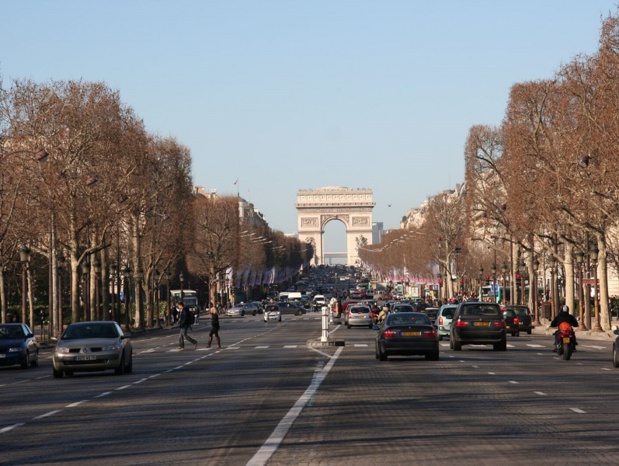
[263,304,282,322]
[436,305,457,340]
[346,304,373,329]
[0,323,39,369]
[450,302,507,351]
[52,321,133,378]
[375,312,439,361]
[506,305,534,334]
[501,308,520,336]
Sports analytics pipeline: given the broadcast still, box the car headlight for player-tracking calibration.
[102,343,122,351]
[55,346,69,354]
[8,347,22,352]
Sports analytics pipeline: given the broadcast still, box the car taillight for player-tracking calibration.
[456,319,468,328]
[513,317,519,325]
[493,321,506,328]
[438,316,444,325]
[383,329,398,338]
[422,328,436,338]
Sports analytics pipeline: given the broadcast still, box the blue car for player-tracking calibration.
[0,323,39,369]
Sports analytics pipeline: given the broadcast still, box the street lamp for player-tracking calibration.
[590,244,602,332]
[19,246,31,324]
[81,259,90,321]
[121,265,131,330]
[501,262,508,305]
[179,272,185,302]
[575,250,585,328]
[135,268,144,330]
[93,260,101,320]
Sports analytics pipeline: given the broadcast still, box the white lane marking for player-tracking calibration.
[526,344,545,348]
[67,400,87,407]
[508,381,519,384]
[583,345,605,350]
[535,391,547,396]
[284,345,298,348]
[34,410,61,419]
[506,344,515,348]
[308,347,333,359]
[228,347,240,350]
[247,346,344,466]
[601,367,611,371]
[255,346,270,349]
[570,408,586,414]
[116,385,131,390]
[354,344,368,347]
[488,372,496,375]
[133,378,148,384]
[472,365,479,368]
[140,349,155,353]
[94,392,112,398]
[1,423,25,433]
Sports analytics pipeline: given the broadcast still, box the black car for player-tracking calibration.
[501,308,520,336]
[375,312,439,361]
[276,302,305,316]
[506,305,534,334]
[450,302,506,351]
[0,323,39,369]
[613,329,619,367]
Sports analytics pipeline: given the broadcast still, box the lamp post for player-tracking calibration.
[179,272,185,302]
[532,258,540,325]
[154,269,161,328]
[518,259,526,306]
[575,250,585,328]
[166,271,172,327]
[109,263,117,322]
[81,259,90,321]
[478,267,483,301]
[135,268,144,330]
[491,264,497,303]
[549,255,557,320]
[501,263,508,305]
[121,265,131,330]
[93,260,101,320]
[56,253,65,335]
[19,247,31,324]
[590,244,602,332]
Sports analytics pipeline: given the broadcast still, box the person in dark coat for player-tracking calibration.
[207,302,221,349]
[177,302,198,350]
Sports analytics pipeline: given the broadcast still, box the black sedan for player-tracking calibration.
[0,323,39,369]
[375,312,439,361]
[450,302,506,351]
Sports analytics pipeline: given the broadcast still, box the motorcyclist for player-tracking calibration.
[549,305,579,351]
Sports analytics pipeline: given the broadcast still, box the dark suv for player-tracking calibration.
[450,302,507,351]
[505,305,534,335]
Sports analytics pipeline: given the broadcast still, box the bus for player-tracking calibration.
[170,289,199,312]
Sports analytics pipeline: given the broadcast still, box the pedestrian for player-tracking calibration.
[194,306,200,325]
[177,302,198,350]
[207,302,221,349]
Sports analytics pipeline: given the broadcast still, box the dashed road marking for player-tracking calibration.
[570,408,586,414]
[534,391,547,396]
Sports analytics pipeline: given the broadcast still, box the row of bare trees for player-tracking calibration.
[361,9,619,330]
[0,77,311,336]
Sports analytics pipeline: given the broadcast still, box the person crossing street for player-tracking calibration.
[207,302,221,349]
[177,302,198,350]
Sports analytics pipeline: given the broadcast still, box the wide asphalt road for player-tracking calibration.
[2,313,619,465]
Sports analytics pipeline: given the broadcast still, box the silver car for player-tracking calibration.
[52,321,133,378]
[436,304,457,340]
[263,304,282,322]
[346,305,373,329]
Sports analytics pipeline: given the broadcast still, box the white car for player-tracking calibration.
[312,295,327,311]
[263,304,282,322]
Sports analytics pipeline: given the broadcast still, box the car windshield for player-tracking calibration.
[441,308,455,318]
[0,326,24,339]
[461,305,500,317]
[388,314,431,326]
[514,308,529,317]
[62,324,119,340]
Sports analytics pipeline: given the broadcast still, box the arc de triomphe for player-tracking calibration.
[296,186,375,265]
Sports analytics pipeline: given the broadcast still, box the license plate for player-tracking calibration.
[75,355,97,361]
[474,322,490,327]
[563,337,571,344]
[402,331,421,336]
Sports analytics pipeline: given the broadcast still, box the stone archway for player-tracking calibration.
[296,186,375,265]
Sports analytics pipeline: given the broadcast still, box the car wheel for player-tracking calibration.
[21,351,29,369]
[253,311,256,316]
[31,350,39,368]
[494,340,507,351]
[347,323,351,329]
[426,351,440,361]
[115,354,126,375]
[438,335,443,341]
[453,339,462,351]
[241,311,245,317]
[512,332,518,337]
[613,345,619,368]
[278,317,282,322]
[52,366,64,378]
[126,352,133,374]
[527,330,532,335]
[378,348,387,361]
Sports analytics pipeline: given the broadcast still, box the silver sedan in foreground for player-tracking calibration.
[52,321,133,378]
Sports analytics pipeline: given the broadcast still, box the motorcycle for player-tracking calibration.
[555,325,576,360]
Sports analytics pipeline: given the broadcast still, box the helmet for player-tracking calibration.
[561,305,569,313]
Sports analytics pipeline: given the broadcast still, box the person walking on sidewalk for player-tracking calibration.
[207,302,221,349]
[178,302,198,350]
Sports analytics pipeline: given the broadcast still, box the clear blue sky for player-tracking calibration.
[2,0,617,253]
